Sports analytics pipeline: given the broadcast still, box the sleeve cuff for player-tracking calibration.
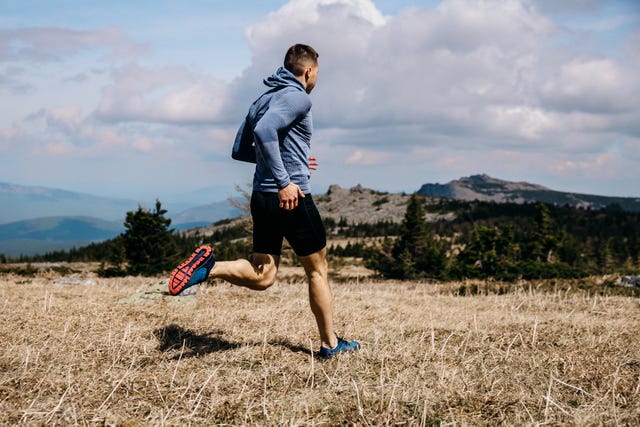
[276,178,291,189]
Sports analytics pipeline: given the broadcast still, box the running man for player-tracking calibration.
[168,44,359,358]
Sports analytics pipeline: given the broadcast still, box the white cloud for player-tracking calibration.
[132,137,153,153]
[232,0,558,137]
[235,0,640,148]
[540,58,638,114]
[84,0,638,151]
[484,106,557,140]
[345,148,394,165]
[2,0,640,199]
[0,26,136,62]
[95,63,232,124]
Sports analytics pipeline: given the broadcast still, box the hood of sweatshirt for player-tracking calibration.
[263,67,305,92]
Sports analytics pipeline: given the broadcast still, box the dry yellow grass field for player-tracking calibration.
[1,271,639,425]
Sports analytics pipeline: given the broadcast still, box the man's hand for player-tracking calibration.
[309,156,319,172]
[278,182,305,210]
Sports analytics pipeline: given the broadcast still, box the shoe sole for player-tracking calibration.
[168,245,213,296]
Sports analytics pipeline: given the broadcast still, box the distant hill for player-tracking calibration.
[0,183,243,257]
[317,184,411,223]
[0,182,241,227]
[0,200,242,257]
[171,201,242,231]
[5,175,640,258]
[0,216,123,257]
[0,182,140,224]
[417,174,640,212]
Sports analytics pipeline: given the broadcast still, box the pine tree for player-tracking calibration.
[122,200,177,276]
[529,203,558,262]
[97,236,127,277]
[596,238,616,273]
[455,226,499,278]
[369,193,446,279]
[394,194,429,262]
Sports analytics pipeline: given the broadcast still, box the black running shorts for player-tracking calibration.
[250,191,327,257]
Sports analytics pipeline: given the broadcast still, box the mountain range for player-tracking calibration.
[0,216,123,258]
[417,174,640,211]
[0,182,138,224]
[0,182,240,225]
[0,182,241,257]
[2,175,639,257]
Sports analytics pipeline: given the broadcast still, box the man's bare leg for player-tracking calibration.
[210,253,280,291]
[299,248,338,349]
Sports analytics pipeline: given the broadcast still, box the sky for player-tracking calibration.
[1,0,639,207]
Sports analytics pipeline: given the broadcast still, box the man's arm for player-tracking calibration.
[253,90,311,210]
[231,115,257,164]
[252,91,311,189]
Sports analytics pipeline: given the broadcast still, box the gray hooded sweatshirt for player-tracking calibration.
[232,66,313,194]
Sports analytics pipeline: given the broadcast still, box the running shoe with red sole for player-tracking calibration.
[168,245,215,296]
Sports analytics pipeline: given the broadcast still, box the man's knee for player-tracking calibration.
[254,270,277,290]
[299,247,328,277]
[251,253,279,290]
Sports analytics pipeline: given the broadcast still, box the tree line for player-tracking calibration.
[5,195,640,281]
[363,195,640,281]
[5,200,251,277]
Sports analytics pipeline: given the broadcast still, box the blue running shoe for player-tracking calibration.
[318,336,360,359]
[168,245,215,296]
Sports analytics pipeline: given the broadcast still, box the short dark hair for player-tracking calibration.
[284,44,319,76]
